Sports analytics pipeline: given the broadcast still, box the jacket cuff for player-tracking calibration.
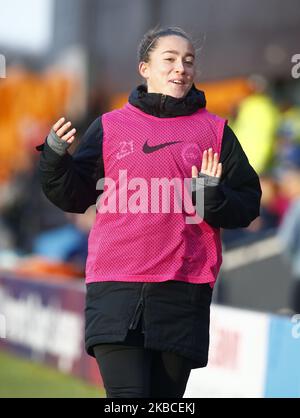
[191,173,220,192]
[46,129,70,156]
[40,140,71,167]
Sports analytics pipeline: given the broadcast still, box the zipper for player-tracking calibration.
[129,283,147,330]
[160,94,166,112]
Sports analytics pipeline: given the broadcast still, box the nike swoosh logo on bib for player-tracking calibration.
[143,140,183,154]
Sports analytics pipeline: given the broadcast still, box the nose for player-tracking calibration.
[175,60,185,74]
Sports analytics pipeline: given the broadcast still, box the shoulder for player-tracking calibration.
[102,105,129,120]
[196,110,227,138]
[75,117,103,149]
[203,109,227,123]
[102,104,136,130]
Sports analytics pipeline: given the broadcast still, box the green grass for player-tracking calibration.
[0,351,106,398]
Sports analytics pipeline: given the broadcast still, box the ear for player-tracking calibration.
[139,61,149,80]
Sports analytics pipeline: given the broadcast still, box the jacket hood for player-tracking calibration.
[129,84,206,118]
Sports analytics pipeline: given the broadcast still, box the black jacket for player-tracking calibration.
[38,85,261,229]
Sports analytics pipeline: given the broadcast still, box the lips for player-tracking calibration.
[169,79,185,85]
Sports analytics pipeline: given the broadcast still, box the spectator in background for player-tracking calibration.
[278,145,300,313]
[231,75,280,175]
[0,153,68,254]
[33,206,95,269]
[259,173,289,225]
[221,172,285,248]
[277,94,300,145]
[275,98,300,178]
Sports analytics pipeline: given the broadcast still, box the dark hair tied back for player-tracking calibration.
[138,26,192,63]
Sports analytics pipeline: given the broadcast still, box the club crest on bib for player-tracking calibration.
[182,143,201,167]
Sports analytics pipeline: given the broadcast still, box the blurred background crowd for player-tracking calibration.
[1,0,300,309]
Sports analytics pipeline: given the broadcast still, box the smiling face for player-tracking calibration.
[139,35,196,98]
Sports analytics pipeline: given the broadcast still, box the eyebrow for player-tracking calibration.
[162,50,195,58]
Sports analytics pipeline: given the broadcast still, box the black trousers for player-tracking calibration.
[94,343,192,398]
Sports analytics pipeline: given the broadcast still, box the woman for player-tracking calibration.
[38,27,261,398]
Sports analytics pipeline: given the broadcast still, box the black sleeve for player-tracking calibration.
[202,124,262,229]
[38,117,104,214]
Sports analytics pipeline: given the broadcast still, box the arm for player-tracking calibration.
[38,117,104,214]
[193,125,262,229]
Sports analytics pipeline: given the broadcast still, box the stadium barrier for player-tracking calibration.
[0,273,101,387]
[185,305,300,397]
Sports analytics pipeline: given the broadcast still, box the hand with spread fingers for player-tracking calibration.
[191,148,222,179]
[53,117,77,145]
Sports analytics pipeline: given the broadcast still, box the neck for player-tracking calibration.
[128,84,206,118]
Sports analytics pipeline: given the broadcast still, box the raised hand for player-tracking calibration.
[52,117,76,145]
[192,148,222,179]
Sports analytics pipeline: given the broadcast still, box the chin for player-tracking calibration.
[166,86,190,99]
[166,91,187,99]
